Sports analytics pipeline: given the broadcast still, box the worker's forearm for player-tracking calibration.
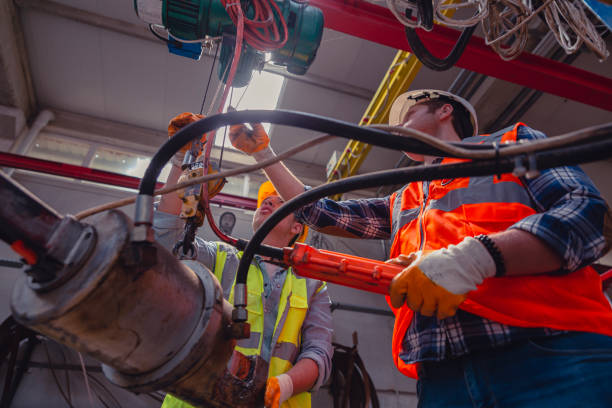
[285,358,318,395]
[157,164,183,215]
[253,148,306,201]
[491,229,563,276]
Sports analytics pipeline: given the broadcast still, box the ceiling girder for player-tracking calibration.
[309,0,612,112]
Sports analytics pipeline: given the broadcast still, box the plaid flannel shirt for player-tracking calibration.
[295,124,609,363]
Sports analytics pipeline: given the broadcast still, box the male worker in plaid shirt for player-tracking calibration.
[229,89,612,407]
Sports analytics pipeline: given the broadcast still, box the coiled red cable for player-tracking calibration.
[202,0,289,245]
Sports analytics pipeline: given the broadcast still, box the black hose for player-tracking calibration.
[416,0,434,31]
[404,7,477,71]
[139,110,502,196]
[235,135,612,286]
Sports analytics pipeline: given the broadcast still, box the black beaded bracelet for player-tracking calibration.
[474,234,506,277]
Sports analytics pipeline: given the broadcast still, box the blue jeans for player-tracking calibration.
[416,332,612,408]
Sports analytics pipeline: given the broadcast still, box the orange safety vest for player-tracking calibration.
[388,123,612,379]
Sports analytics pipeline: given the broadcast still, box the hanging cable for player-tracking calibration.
[435,0,489,27]
[137,110,612,197]
[386,0,609,62]
[371,122,611,159]
[234,133,612,292]
[77,111,610,220]
[76,132,335,219]
[222,0,289,51]
[404,8,477,71]
[199,42,221,115]
[78,352,95,408]
[43,341,75,408]
[137,110,497,197]
[148,24,169,43]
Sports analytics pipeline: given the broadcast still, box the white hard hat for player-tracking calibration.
[389,89,478,138]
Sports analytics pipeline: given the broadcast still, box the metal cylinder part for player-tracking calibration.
[11,210,214,373]
[10,209,267,406]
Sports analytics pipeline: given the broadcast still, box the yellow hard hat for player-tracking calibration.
[257,181,308,243]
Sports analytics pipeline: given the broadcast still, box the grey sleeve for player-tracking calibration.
[153,210,217,270]
[296,282,333,391]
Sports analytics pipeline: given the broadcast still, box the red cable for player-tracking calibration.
[199,1,245,245]
[222,0,288,51]
[200,0,289,244]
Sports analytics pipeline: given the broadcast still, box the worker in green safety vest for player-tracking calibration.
[153,113,333,408]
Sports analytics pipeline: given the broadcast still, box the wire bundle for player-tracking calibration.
[482,0,530,60]
[386,0,609,63]
[221,0,289,50]
[544,0,608,59]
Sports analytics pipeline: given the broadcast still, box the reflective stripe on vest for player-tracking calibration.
[221,243,313,408]
[163,243,318,408]
[388,123,612,379]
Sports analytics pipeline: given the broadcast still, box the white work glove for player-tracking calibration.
[420,236,497,294]
[265,373,293,408]
[388,236,497,319]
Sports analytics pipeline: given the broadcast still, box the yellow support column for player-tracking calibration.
[326,51,422,200]
[326,6,458,200]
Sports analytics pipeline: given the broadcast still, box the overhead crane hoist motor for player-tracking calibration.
[134,0,324,87]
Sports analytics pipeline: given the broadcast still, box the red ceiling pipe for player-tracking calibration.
[309,0,612,112]
[0,152,257,211]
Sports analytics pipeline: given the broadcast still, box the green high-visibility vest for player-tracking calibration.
[162,243,314,408]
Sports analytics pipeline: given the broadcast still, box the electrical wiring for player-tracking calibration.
[148,24,168,43]
[482,0,530,60]
[43,341,75,408]
[404,22,477,70]
[386,0,609,63]
[189,3,246,250]
[127,109,612,290]
[78,352,95,408]
[85,373,122,408]
[222,0,289,51]
[137,110,495,197]
[386,0,425,29]
[138,110,612,198]
[435,0,490,27]
[150,24,221,45]
[233,133,612,289]
[371,122,612,159]
[544,0,608,59]
[144,392,165,403]
[74,133,335,219]
[199,43,221,115]
[483,0,553,46]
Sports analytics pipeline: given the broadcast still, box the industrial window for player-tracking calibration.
[217,70,286,149]
[25,132,262,199]
[25,132,172,185]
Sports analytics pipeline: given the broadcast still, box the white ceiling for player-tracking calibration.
[4,0,612,186]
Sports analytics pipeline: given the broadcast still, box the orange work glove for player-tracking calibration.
[228,122,270,155]
[388,236,498,319]
[168,112,206,165]
[265,374,293,408]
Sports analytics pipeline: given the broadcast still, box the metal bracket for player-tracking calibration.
[26,217,97,292]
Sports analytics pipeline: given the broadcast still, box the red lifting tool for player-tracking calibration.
[283,243,404,295]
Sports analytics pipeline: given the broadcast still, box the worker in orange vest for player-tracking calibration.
[229,89,612,406]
